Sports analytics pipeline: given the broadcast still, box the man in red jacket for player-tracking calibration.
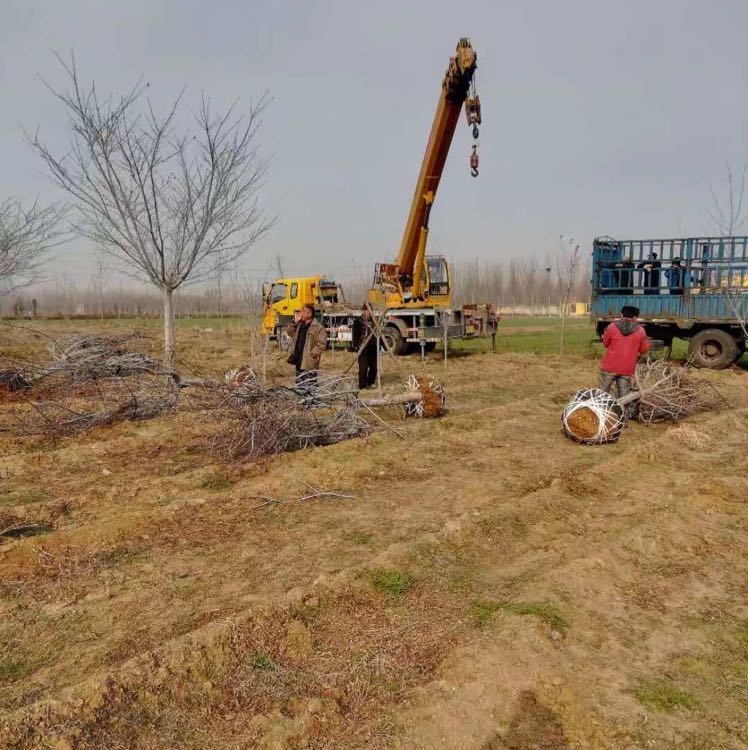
[600,305,650,404]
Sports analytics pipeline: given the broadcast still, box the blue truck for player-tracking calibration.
[590,235,748,369]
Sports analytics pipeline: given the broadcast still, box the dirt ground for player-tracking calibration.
[1,321,747,750]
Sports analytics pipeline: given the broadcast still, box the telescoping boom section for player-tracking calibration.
[370,38,480,308]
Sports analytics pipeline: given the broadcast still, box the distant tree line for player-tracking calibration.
[2,254,592,319]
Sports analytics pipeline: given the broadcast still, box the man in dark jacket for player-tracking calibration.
[351,306,378,390]
[637,252,661,294]
[600,305,650,407]
[287,304,328,388]
[665,258,690,295]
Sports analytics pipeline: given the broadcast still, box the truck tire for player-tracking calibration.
[381,325,405,355]
[688,329,738,369]
[735,339,746,363]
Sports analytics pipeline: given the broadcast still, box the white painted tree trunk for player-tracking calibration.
[163,288,175,367]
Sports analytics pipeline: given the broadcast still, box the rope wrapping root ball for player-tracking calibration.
[562,387,625,444]
[404,375,446,418]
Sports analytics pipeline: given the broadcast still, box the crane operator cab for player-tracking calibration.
[426,256,450,299]
[370,253,451,308]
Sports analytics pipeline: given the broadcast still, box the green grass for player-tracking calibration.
[472,600,502,627]
[633,676,698,713]
[369,569,412,597]
[445,315,736,363]
[199,473,235,492]
[251,654,276,671]
[0,489,50,507]
[738,619,748,645]
[471,599,568,632]
[448,318,597,358]
[0,657,36,682]
[349,531,373,545]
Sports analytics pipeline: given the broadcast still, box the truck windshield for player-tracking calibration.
[269,283,288,304]
[427,257,448,284]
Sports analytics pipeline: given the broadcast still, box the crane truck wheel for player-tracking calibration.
[687,329,738,369]
[735,339,746,364]
[381,325,405,355]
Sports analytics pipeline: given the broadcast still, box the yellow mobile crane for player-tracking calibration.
[261,38,496,353]
[370,36,481,310]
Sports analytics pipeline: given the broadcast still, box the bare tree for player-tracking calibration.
[556,234,581,355]
[30,55,273,364]
[721,285,748,342]
[270,254,286,279]
[709,162,748,236]
[88,253,109,319]
[0,198,65,295]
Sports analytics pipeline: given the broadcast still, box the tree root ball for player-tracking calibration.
[562,388,624,444]
[406,377,446,418]
[565,406,601,440]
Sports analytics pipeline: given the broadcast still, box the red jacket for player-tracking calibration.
[600,318,650,376]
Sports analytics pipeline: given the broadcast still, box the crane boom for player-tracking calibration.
[396,38,478,279]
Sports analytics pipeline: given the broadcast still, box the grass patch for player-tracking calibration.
[199,473,235,492]
[350,531,373,545]
[443,316,697,362]
[369,569,412,597]
[633,676,698,713]
[0,489,50,507]
[471,599,568,632]
[737,619,748,646]
[252,653,276,671]
[0,657,36,682]
[472,600,501,627]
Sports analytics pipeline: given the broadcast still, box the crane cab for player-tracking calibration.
[368,254,452,309]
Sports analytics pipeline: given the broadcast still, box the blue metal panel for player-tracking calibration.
[590,235,748,324]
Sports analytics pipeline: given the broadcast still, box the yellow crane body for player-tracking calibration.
[369,38,479,309]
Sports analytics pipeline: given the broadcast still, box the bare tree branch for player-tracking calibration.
[709,162,748,236]
[556,234,581,355]
[0,199,67,295]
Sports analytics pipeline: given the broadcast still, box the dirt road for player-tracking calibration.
[1,326,746,749]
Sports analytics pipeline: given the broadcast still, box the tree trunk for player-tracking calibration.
[559,295,569,355]
[163,288,175,367]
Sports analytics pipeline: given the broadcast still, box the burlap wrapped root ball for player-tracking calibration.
[562,388,625,444]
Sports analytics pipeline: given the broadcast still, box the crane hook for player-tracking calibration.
[470,144,479,178]
[472,123,479,139]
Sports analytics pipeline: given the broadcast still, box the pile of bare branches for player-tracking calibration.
[0,333,167,393]
[37,334,167,388]
[1,328,446,459]
[631,359,723,424]
[204,374,370,462]
[3,373,180,436]
[0,332,180,435]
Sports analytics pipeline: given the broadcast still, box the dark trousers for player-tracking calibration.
[358,345,377,389]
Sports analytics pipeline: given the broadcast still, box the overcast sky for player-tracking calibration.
[1,0,747,287]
